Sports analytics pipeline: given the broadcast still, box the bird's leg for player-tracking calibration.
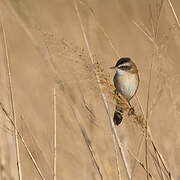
[128,101,135,115]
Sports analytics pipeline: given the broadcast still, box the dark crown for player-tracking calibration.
[115,57,131,67]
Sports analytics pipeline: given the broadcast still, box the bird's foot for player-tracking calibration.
[128,107,135,116]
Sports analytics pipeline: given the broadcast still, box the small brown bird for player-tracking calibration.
[110,57,139,125]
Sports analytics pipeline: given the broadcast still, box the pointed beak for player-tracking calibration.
[109,66,116,69]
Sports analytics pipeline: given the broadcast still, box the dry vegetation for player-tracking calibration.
[0,0,179,179]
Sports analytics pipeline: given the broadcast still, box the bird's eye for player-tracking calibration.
[118,65,131,70]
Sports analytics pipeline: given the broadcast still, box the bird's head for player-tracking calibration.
[110,57,138,74]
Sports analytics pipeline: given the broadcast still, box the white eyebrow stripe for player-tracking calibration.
[118,62,131,67]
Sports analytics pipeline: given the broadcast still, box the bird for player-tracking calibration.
[110,57,139,125]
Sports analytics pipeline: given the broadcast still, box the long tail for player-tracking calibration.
[113,109,123,125]
[113,97,133,125]
[113,101,134,125]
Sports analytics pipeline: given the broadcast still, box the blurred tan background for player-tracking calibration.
[0,0,180,179]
